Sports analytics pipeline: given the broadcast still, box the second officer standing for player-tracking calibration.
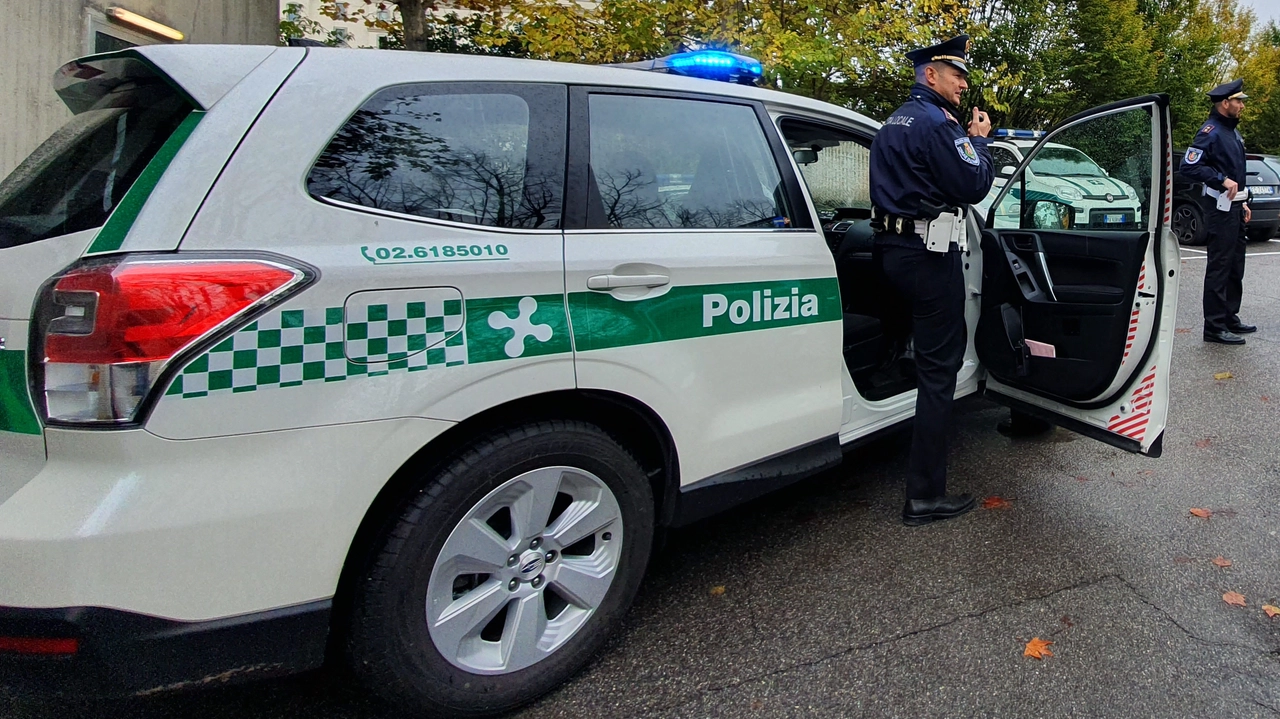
[869,35,995,526]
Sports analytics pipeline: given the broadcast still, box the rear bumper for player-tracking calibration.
[1247,199,1280,236]
[0,601,329,697]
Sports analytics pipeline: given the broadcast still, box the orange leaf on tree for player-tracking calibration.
[982,496,1012,510]
[1023,637,1054,659]
[1212,556,1232,568]
[1263,605,1280,618]
[1223,591,1247,607]
[1190,508,1212,518]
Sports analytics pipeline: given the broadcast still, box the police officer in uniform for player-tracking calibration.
[869,35,994,526]
[1180,79,1255,345]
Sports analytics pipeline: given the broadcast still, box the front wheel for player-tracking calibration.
[346,421,654,717]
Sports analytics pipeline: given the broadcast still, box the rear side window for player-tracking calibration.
[308,83,566,230]
[586,94,791,229]
[0,58,193,249]
[1248,159,1279,185]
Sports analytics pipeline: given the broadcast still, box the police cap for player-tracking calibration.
[1208,79,1247,102]
[905,35,972,75]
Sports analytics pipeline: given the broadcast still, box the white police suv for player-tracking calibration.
[982,129,1147,230]
[0,46,1177,716]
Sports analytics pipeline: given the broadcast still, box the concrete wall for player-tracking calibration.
[1,0,279,177]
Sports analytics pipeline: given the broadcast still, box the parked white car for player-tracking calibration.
[981,132,1146,230]
[0,46,1177,717]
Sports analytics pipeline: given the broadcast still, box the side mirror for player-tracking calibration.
[1026,199,1074,230]
[998,165,1017,177]
[792,148,819,165]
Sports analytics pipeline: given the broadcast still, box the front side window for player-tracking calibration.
[992,106,1154,231]
[991,146,1020,173]
[586,94,790,229]
[780,119,871,221]
[308,83,566,229]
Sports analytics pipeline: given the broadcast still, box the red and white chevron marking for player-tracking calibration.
[1163,130,1173,224]
[1122,262,1147,362]
[1107,365,1157,440]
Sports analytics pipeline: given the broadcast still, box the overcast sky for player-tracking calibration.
[1241,0,1280,25]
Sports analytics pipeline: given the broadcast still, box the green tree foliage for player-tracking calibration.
[284,0,1280,152]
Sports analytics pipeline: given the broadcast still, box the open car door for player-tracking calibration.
[977,95,1176,456]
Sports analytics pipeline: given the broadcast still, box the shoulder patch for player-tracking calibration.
[1202,124,1214,134]
[1184,147,1203,164]
[955,137,980,166]
[943,110,958,124]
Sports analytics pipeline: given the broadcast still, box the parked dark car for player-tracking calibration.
[1173,151,1280,245]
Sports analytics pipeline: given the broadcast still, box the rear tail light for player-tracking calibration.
[34,255,309,425]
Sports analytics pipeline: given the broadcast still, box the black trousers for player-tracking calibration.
[1203,203,1247,332]
[878,243,967,500]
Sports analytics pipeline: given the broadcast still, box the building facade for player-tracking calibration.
[284,0,389,49]
[2,1,279,178]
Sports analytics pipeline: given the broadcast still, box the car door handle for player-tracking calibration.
[587,274,670,290]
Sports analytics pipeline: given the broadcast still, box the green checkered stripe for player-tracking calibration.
[165,305,466,399]
[347,298,464,364]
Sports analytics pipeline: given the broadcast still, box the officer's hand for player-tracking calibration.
[1223,177,1239,200]
[1244,203,1252,224]
[968,107,991,138]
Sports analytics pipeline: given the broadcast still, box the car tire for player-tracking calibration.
[346,420,654,718]
[1172,202,1207,246]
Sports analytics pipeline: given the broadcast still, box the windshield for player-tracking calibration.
[1029,147,1106,178]
[0,58,192,249]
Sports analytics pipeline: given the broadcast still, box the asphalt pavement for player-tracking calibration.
[7,240,1280,719]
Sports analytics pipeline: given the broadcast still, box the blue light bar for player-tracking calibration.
[611,50,763,85]
[994,128,1045,139]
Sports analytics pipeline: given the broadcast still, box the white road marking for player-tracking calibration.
[1181,251,1280,260]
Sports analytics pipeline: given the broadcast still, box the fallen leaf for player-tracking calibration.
[1061,615,1074,628]
[1194,438,1212,449]
[1024,637,1054,659]
[1264,605,1280,618]
[709,585,726,596]
[1214,371,1234,380]
[982,496,1012,510]
[1176,327,1191,334]
[1263,395,1272,402]
[1223,591,1247,607]
[1212,556,1232,568]
[1075,475,1090,482]
[1190,508,1213,518]
[1138,469,1155,476]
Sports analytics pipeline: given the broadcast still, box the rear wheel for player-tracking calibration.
[347,421,654,718]
[1172,202,1207,246]
[1246,228,1273,242]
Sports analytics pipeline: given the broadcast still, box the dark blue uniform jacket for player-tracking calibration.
[869,84,994,248]
[1178,110,1245,193]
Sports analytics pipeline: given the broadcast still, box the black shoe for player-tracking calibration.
[997,409,1054,438]
[1228,322,1257,334]
[902,494,977,526]
[1203,329,1246,345]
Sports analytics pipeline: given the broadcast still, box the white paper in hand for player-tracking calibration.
[1216,191,1232,212]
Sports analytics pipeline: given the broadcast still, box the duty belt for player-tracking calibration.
[870,208,921,234]
[871,208,928,236]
